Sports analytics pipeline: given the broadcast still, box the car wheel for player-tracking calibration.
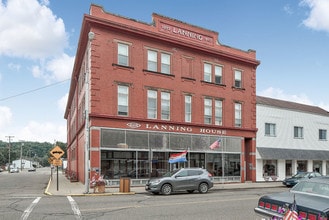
[198,182,209,193]
[187,190,194,193]
[161,183,172,195]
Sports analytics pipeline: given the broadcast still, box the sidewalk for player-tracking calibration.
[45,171,284,196]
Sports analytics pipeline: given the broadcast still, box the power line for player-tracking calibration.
[0,79,71,102]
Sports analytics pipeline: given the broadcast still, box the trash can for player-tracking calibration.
[119,177,131,193]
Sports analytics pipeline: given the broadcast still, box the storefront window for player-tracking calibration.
[263,160,277,177]
[313,160,322,173]
[297,160,307,173]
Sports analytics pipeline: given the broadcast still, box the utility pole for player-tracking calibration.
[6,135,14,172]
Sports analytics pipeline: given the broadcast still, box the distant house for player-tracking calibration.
[12,159,39,169]
[256,96,329,181]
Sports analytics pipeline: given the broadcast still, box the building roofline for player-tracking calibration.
[256,96,329,116]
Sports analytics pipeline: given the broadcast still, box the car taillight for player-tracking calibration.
[299,211,307,219]
[208,173,212,177]
[308,214,317,220]
[258,201,265,208]
[271,204,278,212]
[265,203,271,209]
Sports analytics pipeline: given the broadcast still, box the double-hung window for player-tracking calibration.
[319,129,327,140]
[147,50,171,74]
[265,123,276,136]
[234,102,242,127]
[204,63,212,82]
[185,95,192,123]
[118,43,129,66]
[161,92,170,120]
[234,70,242,88]
[147,50,157,72]
[118,85,129,116]
[294,126,303,139]
[204,98,212,124]
[161,53,171,74]
[147,90,157,119]
[215,65,222,84]
[215,100,223,125]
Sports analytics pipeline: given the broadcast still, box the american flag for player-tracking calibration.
[209,138,221,150]
[283,195,299,220]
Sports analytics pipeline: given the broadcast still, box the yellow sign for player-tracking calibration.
[52,158,62,166]
[50,146,64,159]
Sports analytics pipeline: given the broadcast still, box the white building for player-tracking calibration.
[12,159,37,170]
[256,96,329,182]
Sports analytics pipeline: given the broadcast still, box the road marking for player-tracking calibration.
[67,196,82,219]
[20,197,41,220]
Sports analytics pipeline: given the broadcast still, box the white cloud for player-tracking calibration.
[32,53,74,83]
[0,106,12,129]
[283,4,293,15]
[258,87,314,105]
[0,0,68,59]
[20,121,66,142]
[58,93,68,113]
[300,0,329,32]
[258,87,329,111]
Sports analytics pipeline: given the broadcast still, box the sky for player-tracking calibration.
[0,0,329,143]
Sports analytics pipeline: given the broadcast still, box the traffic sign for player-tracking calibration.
[52,158,62,166]
[50,146,65,159]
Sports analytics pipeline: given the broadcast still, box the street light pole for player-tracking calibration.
[84,31,95,194]
[20,143,24,171]
[6,136,14,172]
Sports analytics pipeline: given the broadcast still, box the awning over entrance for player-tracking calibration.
[257,147,329,160]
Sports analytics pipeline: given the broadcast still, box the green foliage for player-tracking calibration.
[0,140,67,167]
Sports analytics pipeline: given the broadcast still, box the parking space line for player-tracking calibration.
[67,196,82,219]
[20,197,41,220]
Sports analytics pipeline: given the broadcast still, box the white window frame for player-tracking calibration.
[161,53,171,74]
[204,63,212,82]
[185,95,192,123]
[161,92,170,120]
[147,90,157,119]
[118,43,129,66]
[234,70,242,88]
[265,123,276,136]
[294,126,303,139]
[204,98,212,124]
[215,100,222,126]
[147,50,157,72]
[215,65,222,84]
[319,129,327,140]
[118,85,129,116]
[234,102,242,127]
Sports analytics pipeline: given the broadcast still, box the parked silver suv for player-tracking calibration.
[145,168,214,195]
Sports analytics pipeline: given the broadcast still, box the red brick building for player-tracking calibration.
[64,4,260,187]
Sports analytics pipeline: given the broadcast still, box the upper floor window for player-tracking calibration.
[204,63,223,84]
[234,102,242,127]
[265,123,276,136]
[185,95,192,123]
[215,65,223,84]
[319,129,327,140]
[294,126,303,139]
[147,90,157,119]
[215,100,223,126]
[118,85,129,116]
[147,50,157,72]
[118,43,129,66]
[161,92,170,120]
[234,70,242,88]
[161,53,171,74]
[147,49,171,74]
[204,98,212,124]
[204,63,212,82]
